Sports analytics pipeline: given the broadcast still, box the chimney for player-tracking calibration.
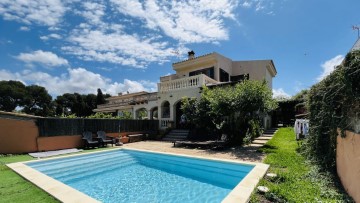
[188,50,195,59]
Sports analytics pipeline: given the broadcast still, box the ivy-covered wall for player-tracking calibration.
[303,50,360,171]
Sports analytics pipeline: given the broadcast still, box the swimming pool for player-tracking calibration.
[9,149,269,202]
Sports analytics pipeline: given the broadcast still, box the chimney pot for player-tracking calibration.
[188,50,195,59]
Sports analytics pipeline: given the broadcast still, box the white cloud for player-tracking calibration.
[77,2,106,26]
[0,69,18,81]
[239,0,280,14]
[40,33,62,41]
[0,68,156,96]
[59,0,238,68]
[241,1,252,8]
[15,50,69,67]
[62,29,178,68]
[317,55,344,81]
[0,0,67,26]
[19,26,30,31]
[1,0,246,68]
[110,0,237,43]
[272,88,290,99]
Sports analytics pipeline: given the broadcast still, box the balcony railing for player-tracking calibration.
[158,74,218,93]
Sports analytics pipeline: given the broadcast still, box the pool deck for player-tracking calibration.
[7,142,270,203]
[124,140,266,163]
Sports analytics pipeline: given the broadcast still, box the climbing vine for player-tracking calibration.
[303,50,360,171]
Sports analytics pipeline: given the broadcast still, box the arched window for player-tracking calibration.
[162,101,170,118]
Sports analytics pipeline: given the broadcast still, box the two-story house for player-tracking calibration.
[94,51,277,129]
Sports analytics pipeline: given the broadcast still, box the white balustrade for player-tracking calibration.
[160,119,171,128]
[158,74,218,93]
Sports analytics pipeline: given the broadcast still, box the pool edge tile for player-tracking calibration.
[222,163,269,203]
[7,147,268,203]
[6,162,100,203]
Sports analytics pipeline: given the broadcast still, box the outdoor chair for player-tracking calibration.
[82,131,99,149]
[96,131,114,147]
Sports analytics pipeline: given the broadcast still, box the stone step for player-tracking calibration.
[248,143,263,147]
[252,140,268,144]
[256,136,272,140]
[167,132,189,136]
[171,130,190,133]
[165,135,187,139]
[162,137,187,141]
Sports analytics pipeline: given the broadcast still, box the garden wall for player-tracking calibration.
[37,135,83,151]
[0,111,159,154]
[0,113,38,154]
[337,130,360,202]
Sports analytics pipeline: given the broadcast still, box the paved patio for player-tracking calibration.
[123,129,277,163]
[123,140,265,163]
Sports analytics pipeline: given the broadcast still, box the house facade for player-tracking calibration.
[94,51,277,129]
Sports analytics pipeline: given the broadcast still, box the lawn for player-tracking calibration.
[251,127,353,202]
[0,147,115,203]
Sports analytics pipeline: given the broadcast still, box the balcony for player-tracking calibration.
[158,74,218,93]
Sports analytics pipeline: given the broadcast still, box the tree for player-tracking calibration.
[83,94,97,116]
[96,88,106,106]
[0,80,26,111]
[23,85,53,116]
[54,93,98,117]
[54,93,76,116]
[182,80,277,145]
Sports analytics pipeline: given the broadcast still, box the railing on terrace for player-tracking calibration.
[133,92,158,102]
[96,92,159,110]
[160,119,171,128]
[158,74,218,93]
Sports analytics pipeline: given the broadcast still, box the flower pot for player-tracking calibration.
[121,136,129,144]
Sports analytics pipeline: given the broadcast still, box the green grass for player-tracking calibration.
[0,154,58,203]
[250,127,353,202]
[0,147,117,203]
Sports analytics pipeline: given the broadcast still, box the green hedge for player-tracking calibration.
[303,50,360,171]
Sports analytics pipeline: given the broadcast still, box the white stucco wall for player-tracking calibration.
[215,53,233,81]
[158,87,201,125]
[232,60,274,88]
[265,67,273,89]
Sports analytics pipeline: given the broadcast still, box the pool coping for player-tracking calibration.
[7,147,269,203]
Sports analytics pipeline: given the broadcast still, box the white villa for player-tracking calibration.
[94,51,277,129]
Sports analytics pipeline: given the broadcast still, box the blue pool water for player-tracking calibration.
[27,149,254,203]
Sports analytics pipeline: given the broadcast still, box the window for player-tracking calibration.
[189,67,214,79]
[162,101,170,118]
[219,68,229,82]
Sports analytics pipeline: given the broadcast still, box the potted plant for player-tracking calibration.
[120,135,129,144]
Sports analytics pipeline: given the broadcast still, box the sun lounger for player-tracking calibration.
[82,131,99,149]
[96,131,114,147]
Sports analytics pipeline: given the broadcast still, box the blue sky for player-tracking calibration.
[0,0,359,98]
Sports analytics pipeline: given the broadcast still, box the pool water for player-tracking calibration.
[27,149,254,203]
